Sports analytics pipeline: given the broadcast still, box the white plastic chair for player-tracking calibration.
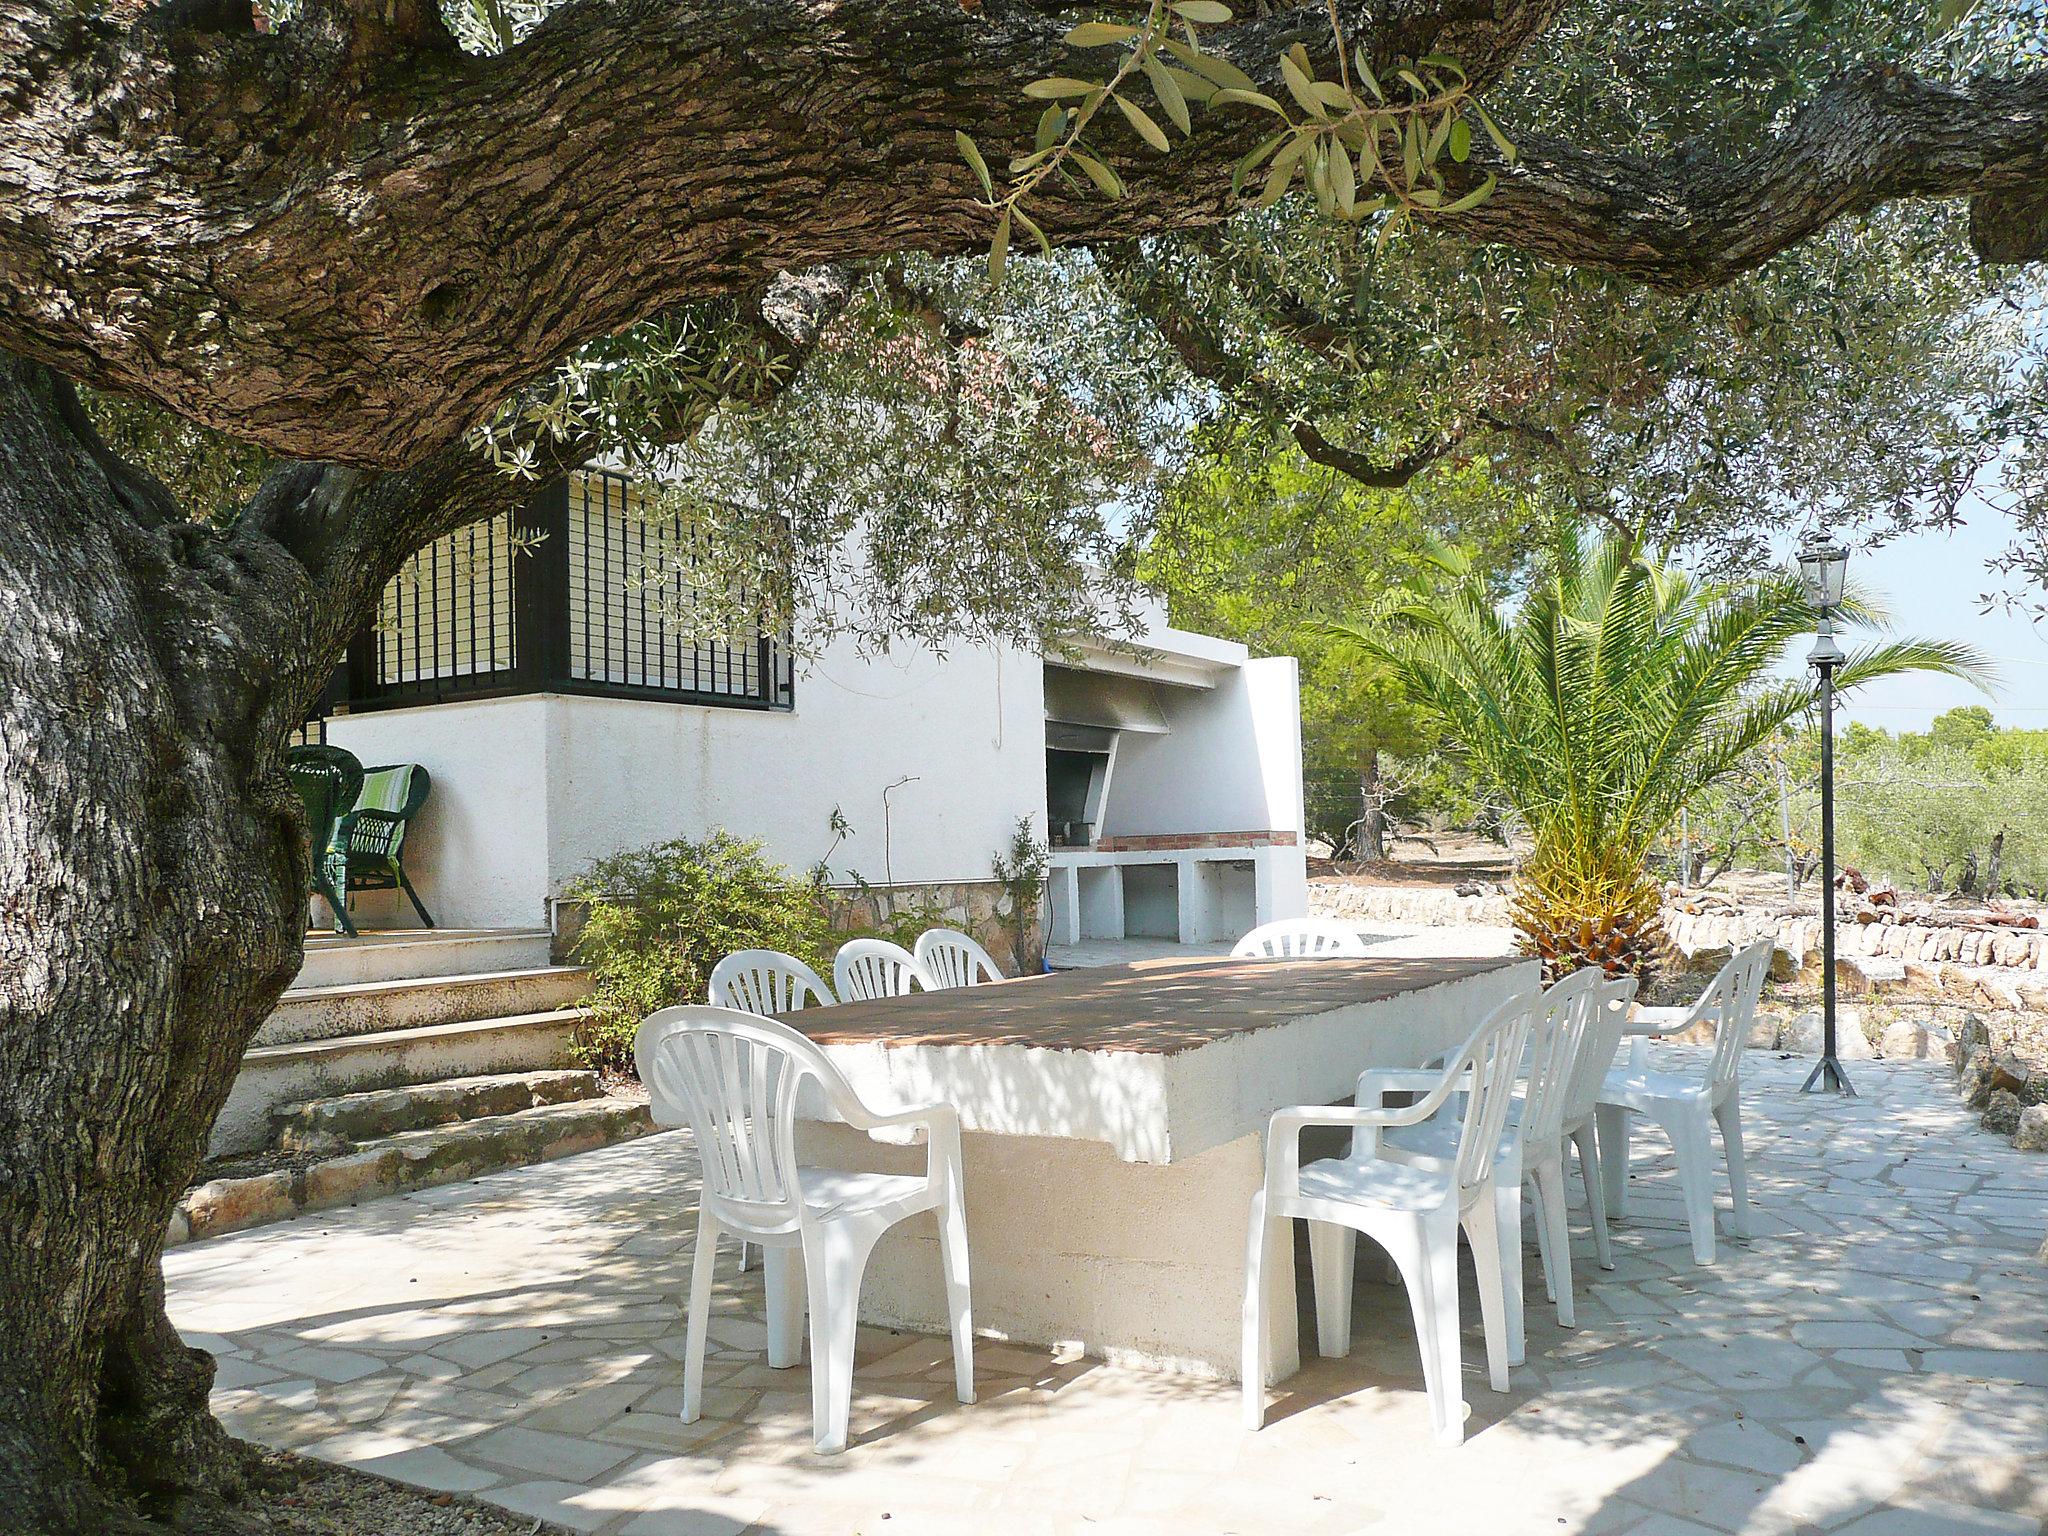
[1362,967,1602,1364]
[833,938,932,1002]
[914,928,1004,989]
[1242,987,1539,1446]
[1230,917,1373,959]
[1554,974,1639,1278]
[1595,938,1774,1265]
[635,1005,974,1454]
[705,951,836,1274]
[708,949,836,1013]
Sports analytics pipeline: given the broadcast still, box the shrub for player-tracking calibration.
[566,832,833,1072]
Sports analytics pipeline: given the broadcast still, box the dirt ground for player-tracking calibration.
[1310,831,1519,887]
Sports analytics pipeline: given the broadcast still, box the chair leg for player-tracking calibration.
[1462,1200,1511,1393]
[398,868,435,928]
[1533,1161,1575,1329]
[680,1211,722,1423]
[1667,1110,1719,1266]
[803,1222,883,1454]
[1525,1170,1558,1305]
[1572,1125,1615,1271]
[764,1245,804,1369]
[1240,1191,1278,1430]
[1715,1097,1751,1239]
[1305,1220,1356,1360]
[1595,1102,1631,1219]
[938,1189,976,1405]
[1400,1214,1466,1446]
[738,1239,753,1274]
[1495,1177,1526,1368]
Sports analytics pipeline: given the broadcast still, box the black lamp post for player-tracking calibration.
[1797,534,1855,1097]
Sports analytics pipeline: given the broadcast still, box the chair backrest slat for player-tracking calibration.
[1452,990,1540,1195]
[1699,938,1776,1092]
[637,1005,862,1232]
[1560,973,1639,1128]
[1519,967,1604,1147]
[915,928,1004,989]
[834,939,931,1003]
[709,950,835,1014]
[1230,918,1372,960]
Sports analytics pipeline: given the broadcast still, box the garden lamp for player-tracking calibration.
[1798,532,1854,1096]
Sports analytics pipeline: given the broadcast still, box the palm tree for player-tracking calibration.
[1327,531,1985,979]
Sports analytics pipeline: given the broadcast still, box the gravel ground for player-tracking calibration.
[169,1444,574,1535]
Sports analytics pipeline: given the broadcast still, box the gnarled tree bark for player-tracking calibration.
[1,0,2041,467]
[0,269,839,1532]
[0,358,573,1532]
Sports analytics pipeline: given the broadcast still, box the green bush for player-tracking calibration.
[566,832,833,1073]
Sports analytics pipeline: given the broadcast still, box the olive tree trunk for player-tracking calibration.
[0,359,321,1530]
[0,353,575,1532]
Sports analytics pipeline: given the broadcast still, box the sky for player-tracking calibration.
[1819,503,2048,733]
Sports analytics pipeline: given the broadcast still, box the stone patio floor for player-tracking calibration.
[167,1051,2048,1536]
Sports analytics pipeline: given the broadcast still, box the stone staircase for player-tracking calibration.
[184,927,664,1244]
[172,1068,654,1246]
[212,928,593,1157]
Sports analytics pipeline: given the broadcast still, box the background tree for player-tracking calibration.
[1333,532,1983,977]
[1141,444,1542,854]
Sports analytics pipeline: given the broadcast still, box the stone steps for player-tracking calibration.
[296,928,556,989]
[270,1067,606,1152]
[214,1008,591,1156]
[256,965,590,1047]
[174,1073,657,1247]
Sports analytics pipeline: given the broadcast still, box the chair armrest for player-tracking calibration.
[1267,1066,1466,1190]
[1623,1005,1692,1038]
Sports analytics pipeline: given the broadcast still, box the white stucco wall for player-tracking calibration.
[1098,655,1306,840]
[326,636,1046,930]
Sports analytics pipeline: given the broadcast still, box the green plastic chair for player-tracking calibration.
[338,764,436,929]
[287,745,364,936]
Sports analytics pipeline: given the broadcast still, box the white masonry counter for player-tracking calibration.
[787,953,1535,1381]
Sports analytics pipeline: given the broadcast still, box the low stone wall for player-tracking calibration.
[1310,881,1513,928]
[1667,908,2047,974]
[822,878,1040,976]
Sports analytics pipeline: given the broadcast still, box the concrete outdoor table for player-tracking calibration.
[785,952,1536,1383]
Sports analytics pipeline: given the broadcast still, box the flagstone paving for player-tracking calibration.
[167,1051,2048,1536]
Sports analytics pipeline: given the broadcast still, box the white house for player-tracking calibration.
[319,467,1307,957]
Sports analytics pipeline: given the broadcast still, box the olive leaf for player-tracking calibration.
[955,132,992,199]
[1116,94,1172,151]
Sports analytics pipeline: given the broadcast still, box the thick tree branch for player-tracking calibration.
[1441,65,2048,290]
[0,0,1556,466]
[1289,420,1460,488]
[2,0,2041,464]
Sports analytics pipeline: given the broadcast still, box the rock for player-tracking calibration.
[2015,1105,2048,1153]
[1838,955,1907,994]
[1768,940,1803,983]
[1903,960,1947,994]
[1881,1020,1937,1061]
[1959,1048,1997,1110]
[1781,1012,1822,1055]
[1953,1016,1992,1075]
[1746,1014,1781,1051]
[1837,1008,1877,1060]
[1978,975,2026,1010]
[1983,1089,2024,1138]
[181,1170,296,1241]
[2017,980,2048,1012]
[1686,941,1735,978]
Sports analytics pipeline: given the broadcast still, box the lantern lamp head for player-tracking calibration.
[1797,535,1849,614]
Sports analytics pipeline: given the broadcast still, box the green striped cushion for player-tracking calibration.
[355,766,415,856]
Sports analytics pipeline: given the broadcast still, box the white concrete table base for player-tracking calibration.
[797,1121,1291,1380]
[168,1051,2048,1536]
[788,954,1534,1381]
